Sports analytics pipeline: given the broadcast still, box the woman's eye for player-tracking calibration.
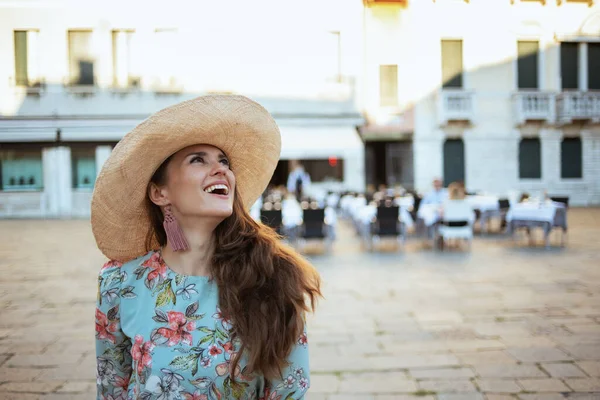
[191,156,204,163]
[220,159,230,166]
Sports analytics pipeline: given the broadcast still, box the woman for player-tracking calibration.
[92,95,321,399]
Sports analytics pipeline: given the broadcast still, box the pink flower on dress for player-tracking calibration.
[297,332,308,347]
[261,388,282,400]
[283,375,296,389]
[212,307,232,330]
[155,311,196,346]
[131,335,155,376]
[113,375,130,398]
[298,377,309,390]
[101,260,123,273]
[95,308,118,344]
[208,344,223,358]
[200,357,212,369]
[141,252,168,287]
[219,341,234,354]
[183,391,208,400]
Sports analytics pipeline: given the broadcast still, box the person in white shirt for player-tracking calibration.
[421,178,448,205]
[287,163,312,201]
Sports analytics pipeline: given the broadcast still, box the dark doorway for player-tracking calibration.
[365,140,414,189]
[443,138,465,186]
[269,160,289,188]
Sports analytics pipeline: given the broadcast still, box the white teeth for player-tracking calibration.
[204,184,229,195]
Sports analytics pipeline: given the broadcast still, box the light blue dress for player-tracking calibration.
[95,250,310,400]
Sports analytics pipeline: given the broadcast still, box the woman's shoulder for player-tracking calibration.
[99,250,158,277]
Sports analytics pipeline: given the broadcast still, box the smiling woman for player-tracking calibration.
[91,95,321,400]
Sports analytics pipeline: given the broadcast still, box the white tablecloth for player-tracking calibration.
[506,201,565,224]
[466,195,501,212]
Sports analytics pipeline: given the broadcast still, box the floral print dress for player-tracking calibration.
[95,250,310,400]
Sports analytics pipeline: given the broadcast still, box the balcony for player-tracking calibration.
[556,92,600,124]
[437,89,475,125]
[513,92,556,125]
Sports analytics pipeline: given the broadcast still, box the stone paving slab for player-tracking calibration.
[1,209,600,399]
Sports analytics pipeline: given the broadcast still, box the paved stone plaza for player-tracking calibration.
[0,209,599,399]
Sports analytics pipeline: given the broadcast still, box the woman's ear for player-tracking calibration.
[148,182,170,207]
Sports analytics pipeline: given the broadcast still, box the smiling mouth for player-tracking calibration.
[204,184,229,196]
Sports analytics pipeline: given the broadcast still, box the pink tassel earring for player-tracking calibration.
[163,206,189,252]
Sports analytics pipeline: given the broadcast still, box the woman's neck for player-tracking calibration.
[160,222,216,277]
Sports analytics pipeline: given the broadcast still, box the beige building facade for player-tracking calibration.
[361,0,600,205]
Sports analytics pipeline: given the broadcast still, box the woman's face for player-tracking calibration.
[151,144,236,220]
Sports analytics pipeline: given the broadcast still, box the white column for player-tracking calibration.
[42,147,59,216]
[42,146,72,217]
[95,145,113,178]
[56,146,72,217]
[579,42,588,91]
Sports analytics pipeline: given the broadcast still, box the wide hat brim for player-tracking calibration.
[91,94,281,262]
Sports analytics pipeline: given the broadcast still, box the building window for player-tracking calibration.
[68,30,95,85]
[517,40,539,89]
[588,43,600,90]
[0,150,43,191]
[379,65,398,107]
[443,139,465,186]
[72,147,96,189]
[300,158,344,182]
[441,39,463,89]
[14,30,40,87]
[560,42,579,90]
[112,30,138,88]
[519,138,542,179]
[561,137,582,179]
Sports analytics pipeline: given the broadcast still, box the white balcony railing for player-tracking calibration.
[437,89,475,125]
[513,92,556,125]
[557,91,600,124]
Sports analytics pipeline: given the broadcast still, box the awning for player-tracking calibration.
[278,125,364,160]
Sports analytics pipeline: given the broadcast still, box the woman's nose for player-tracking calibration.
[210,161,228,175]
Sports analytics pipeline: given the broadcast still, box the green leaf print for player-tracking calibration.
[223,377,231,398]
[155,281,176,308]
[107,305,119,322]
[197,335,213,346]
[170,353,199,371]
[104,269,122,288]
[175,274,186,286]
[285,392,297,400]
[215,328,228,341]
[103,347,124,364]
[197,327,213,334]
[120,286,137,299]
[231,379,249,399]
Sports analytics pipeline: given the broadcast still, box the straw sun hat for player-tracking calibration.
[91,94,282,262]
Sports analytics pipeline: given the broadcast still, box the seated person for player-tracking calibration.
[421,178,448,205]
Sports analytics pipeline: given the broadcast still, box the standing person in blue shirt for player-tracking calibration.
[287,163,312,202]
[421,178,449,205]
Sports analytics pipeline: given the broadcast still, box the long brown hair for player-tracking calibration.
[146,157,322,380]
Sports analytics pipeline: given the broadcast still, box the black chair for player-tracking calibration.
[374,205,400,237]
[497,198,511,231]
[260,209,283,235]
[301,208,326,239]
[550,196,569,208]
